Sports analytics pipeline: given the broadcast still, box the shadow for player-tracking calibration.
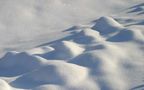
[38,33,75,47]
[115,18,135,24]
[0,52,43,77]
[37,24,84,47]
[130,84,144,90]
[34,27,82,60]
[35,51,68,60]
[63,26,79,32]
[10,78,49,89]
[130,3,144,9]
[138,11,144,15]
[135,21,144,25]
[38,26,96,47]
[85,44,105,51]
[91,19,99,23]
[125,21,144,27]
[107,29,134,42]
[10,76,62,89]
[0,68,31,77]
[10,65,65,89]
[128,7,144,13]
[91,17,123,35]
[127,3,144,14]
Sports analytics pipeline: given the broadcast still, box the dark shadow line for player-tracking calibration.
[130,84,144,90]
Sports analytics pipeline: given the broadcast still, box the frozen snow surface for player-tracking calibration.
[0,0,144,90]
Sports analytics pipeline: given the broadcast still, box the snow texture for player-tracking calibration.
[0,0,144,90]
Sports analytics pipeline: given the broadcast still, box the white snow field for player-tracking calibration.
[0,0,144,90]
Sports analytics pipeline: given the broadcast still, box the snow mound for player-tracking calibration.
[70,43,128,90]
[70,43,126,68]
[107,29,144,42]
[11,61,89,88]
[70,52,101,68]
[92,16,124,34]
[73,28,104,44]
[42,41,85,60]
[0,0,144,90]
[0,79,11,90]
[0,52,46,76]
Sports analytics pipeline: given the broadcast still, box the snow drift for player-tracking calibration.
[92,16,124,35]
[73,28,104,44]
[0,52,45,76]
[0,0,144,90]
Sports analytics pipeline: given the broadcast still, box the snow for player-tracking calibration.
[26,46,54,55]
[0,79,11,90]
[73,28,104,44]
[0,52,46,77]
[0,0,144,90]
[11,60,89,88]
[92,16,124,35]
[49,41,85,59]
[107,28,144,42]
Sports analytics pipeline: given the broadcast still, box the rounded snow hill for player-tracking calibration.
[70,42,126,69]
[70,43,128,90]
[0,79,11,90]
[0,52,46,76]
[11,60,89,88]
[43,41,85,60]
[73,28,104,44]
[107,29,144,42]
[92,16,124,35]
[70,52,102,69]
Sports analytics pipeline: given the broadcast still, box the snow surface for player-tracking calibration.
[0,0,144,90]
